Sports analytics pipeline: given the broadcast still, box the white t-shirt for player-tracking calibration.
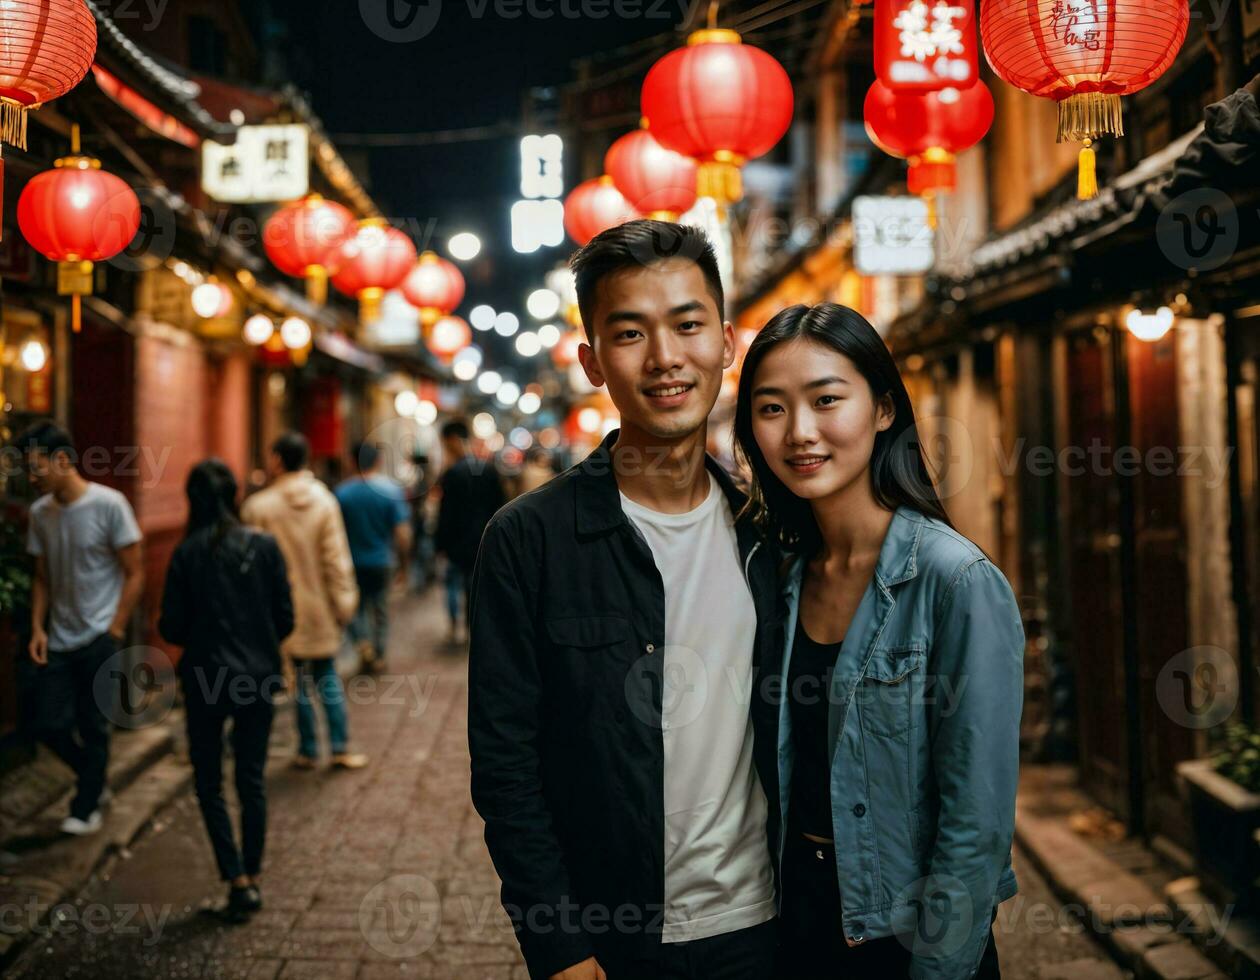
[620,474,776,944]
[27,482,142,652]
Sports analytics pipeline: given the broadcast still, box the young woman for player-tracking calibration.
[734,304,1023,979]
[159,459,294,921]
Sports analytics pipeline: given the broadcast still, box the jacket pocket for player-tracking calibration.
[855,645,925,737]
[544,614,630,649]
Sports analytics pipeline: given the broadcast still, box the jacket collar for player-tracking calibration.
[574,429,748,537]
[782,506,924,597]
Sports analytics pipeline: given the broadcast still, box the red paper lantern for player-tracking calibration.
[563,176,641,247]
[428,315,472,362]
[875,0,978,91]
[263,194,357,304]
[605,124,698,219]
[641,28,793,207]
[332,219,418,324]
[864,79,993,223]
[18,148,141,332]
[981,0,1189,198]
[0,0,97,149]
[402,251,465,327]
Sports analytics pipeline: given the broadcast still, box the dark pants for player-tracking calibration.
[28,633,115,821]
[778,833,1001,979]
[601,919,778,980]
[350,565,390,663]
[184,686,274,882]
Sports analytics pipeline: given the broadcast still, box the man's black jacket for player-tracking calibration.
[437,454,508,570]
[468,431,783,979]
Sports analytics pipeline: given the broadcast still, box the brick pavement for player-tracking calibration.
[6,588,1128,980]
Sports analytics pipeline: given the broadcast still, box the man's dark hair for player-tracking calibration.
[352,440,380,473]
[271,432,309,473]
[441,419,470,442]
[19,420,75,461]
[569,219,724,340]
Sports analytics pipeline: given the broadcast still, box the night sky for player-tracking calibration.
[262,0,686,322]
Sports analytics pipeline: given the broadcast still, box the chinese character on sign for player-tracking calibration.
[202,125,310,203]
[894,0,966,61]
[1049,2,1102,50]
[875,0,977,91]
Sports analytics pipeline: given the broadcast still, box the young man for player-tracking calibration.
[335,440,411,673]
[22,421,144,836]
[242,433,368,770]
[435,419,505,643]
[468,220,782,980]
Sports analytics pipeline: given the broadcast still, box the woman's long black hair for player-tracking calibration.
[184,458,240,544]
[733,303,951,555]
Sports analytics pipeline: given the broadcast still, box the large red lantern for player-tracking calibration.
[332,219,417,324]
[641,28,793,208]
[263,194,357,304]
[605,124,698,220]
[563,176,641,247]
[402,251,465,328]
[875,0,978,91]
[981,0,1189,198]
[18,136,141,333]
[0,0,96,150]
[864,79,993,223]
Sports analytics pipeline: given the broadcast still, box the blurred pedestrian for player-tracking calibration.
[335,441,411,674]
[435,420,505,644]
[241,433,368,770]
[159,460,293,922]
[515,446,556,496]
[20,421,144,837]
[407,451,436,592]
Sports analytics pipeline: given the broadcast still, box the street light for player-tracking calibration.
[515,332,542,357]
[518,391,541,415]
[448,232,481,261]
[496,381,521,406]
[494,312,519,337]
[19,338,48,372]
[243,314,274,346]
[414,399,438,425]
[537,323,561,348]
[477,370,503,395]
[526,287,560,320]
[395,390,419,417]
[472,412,497,439]
[453,359,478,381]
[280,316,312,350]
[1125,306,1175,342]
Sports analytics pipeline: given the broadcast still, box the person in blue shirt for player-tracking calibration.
[335,441,411,673]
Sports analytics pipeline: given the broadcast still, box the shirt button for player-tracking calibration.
[853,803,866,817]
[645,643,655,654]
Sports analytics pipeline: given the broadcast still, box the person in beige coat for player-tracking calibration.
[242,433,368,770]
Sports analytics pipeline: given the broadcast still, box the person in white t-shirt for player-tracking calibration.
[21,421,144,837]
[469,221,782,980]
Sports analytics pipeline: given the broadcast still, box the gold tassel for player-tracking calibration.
[697,159,743,208]
[1077,139,1098,200]
[305,266,328,306]
[924,193,938,230]
[0,100,30,150]
[1057,92,1124,142]
[359,287,383,324]
[72,295,82,334]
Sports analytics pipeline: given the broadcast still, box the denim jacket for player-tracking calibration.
[777,507,1023,979]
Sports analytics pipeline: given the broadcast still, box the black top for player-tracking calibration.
[466,430,784,979]
[435,455,507,570]
[788,617,843,840]
[159,524,294,695]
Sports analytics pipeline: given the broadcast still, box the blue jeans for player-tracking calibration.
[350,566,390,661]
[445,563,470,626]
[294,658,348,757]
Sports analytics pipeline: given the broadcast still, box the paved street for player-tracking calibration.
[7,589,1127,980]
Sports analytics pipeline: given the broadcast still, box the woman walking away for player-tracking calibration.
[160,459,294,922]
[735,303,1023,979]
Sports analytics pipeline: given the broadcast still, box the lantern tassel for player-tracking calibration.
[359,287,383,325]
[924,193,938,230]
[305,266,329,306]
[1057,92,1124,142]
[72,295,82,334]
[1077,140,1098,200]
[0,100,30,151]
